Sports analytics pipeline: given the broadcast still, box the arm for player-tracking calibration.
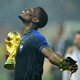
[41,47,78,73]
[41,47,63,66]
[28,34,78,73]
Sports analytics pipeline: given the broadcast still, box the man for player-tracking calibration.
[15,7,77,80]
[51,24,73,80]
[63,31,80,80]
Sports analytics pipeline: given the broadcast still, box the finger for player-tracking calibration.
[69,65,78,69]
[70,70,77,75]
[70,71,74,77]
[69,69,78,72]
[71,70,76,75]
[69,67,78,70]
[70,64,78,67]
[69,68,78,72]
[72,70,77,73]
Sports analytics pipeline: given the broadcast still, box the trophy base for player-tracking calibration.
[4,60,15,70]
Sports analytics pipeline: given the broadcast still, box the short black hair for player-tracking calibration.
[75,31,80,35]
[34,7,48,28]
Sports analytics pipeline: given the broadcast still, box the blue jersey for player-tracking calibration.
[15,29,49,80]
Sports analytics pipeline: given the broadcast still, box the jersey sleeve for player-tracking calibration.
[28,33,49,51]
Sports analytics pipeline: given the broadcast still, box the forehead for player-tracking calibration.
[75,34,80,38]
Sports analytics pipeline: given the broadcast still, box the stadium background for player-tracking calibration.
[0,0,80,80]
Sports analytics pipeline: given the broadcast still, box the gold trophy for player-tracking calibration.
[4,32,21,70]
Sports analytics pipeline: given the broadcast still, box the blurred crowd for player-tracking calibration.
[1,0,80,80]
[42,23,80,80]
[51,24,77,80]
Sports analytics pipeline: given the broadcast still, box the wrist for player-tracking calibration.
[59,57,77,71]
[60,58,63,63]
[59,59,69,71]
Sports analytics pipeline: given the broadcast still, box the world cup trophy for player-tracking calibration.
[4,32,21,70]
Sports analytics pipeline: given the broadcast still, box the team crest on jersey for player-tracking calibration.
[19,44,23,52]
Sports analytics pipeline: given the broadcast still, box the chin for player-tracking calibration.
[19,16,30,24]
[19,15,25,21]
[19,14,22,19]
[19,14,31,23]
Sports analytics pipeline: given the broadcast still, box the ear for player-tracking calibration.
[32,18,39,23]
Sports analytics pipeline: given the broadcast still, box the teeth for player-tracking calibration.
[22,11,25,13]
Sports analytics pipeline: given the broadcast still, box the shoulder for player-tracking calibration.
[28,30,46,44]
[31,30,46,40]
[66,46,74,55]
[28,30,48,48]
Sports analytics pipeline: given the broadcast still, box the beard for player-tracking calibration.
[19,15,27,22]
[19,15,32,24]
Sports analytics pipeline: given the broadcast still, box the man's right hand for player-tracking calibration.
[59,57,78,75]
[41,47,78,75]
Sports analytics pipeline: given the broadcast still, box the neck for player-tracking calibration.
[75,46,80,51]
[22,22,35,35]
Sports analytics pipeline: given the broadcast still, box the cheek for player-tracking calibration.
[19,13,31,21]
[75,38,80,44]
[25,16,31,21]
[22,14,32,21]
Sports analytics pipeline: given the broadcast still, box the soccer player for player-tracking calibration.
[15,7,78,80]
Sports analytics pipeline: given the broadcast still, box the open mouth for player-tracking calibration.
[20,10,26,15]
[18,15,27,22]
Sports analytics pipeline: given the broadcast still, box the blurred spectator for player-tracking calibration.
[52,24,66,56]
[50,24,72,80]
[52,24,73,56]
[63,31,80,80]
[50,24,65,80]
